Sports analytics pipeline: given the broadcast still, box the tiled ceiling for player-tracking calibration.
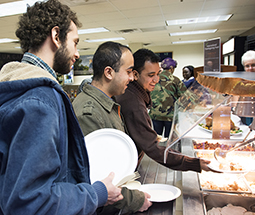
[0,0,255,55]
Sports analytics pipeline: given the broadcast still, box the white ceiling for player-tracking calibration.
[1,0,255,55]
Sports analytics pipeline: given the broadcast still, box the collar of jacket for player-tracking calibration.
[127,81,151,108]
[83,83,120,113]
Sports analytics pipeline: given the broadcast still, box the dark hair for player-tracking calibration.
[16,0,81,53]
[133,48,160,74]
[183,65,194,77]
[92,41,131,81]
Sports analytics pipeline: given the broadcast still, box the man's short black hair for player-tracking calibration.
[92,41,131,81]
[133,48,160,74]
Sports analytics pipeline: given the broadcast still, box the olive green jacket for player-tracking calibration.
[73,83,145,214]
[73,83,125,136]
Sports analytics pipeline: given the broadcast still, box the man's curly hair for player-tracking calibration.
[16,0,82,53]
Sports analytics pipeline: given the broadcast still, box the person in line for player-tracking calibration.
[116,48,212,172]
[149,57,187,138]
[241,50,255,72]
[182,65,196,88]
[0,0,122,214]
[73,41,152,215]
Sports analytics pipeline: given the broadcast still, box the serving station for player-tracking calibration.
[182,138,255,215]
[159,72,255,215]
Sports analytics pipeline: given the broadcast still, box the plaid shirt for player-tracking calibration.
[21,52,57,78]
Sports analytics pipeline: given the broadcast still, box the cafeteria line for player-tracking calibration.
[86,71,255,215]
[1,0,255,213]
[129,71,255,214]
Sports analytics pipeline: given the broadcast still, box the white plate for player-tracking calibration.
[85,128,138,185]
[139,184,181,202]
[198,124,243,136]
[207,162,249,174]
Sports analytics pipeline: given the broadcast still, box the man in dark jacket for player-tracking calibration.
[116,48,212,173]
[0,0,122,214]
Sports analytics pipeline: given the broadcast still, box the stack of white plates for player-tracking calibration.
[85,128,138,185]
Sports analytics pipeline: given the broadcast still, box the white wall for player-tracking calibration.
[146,43,204,80]
[77,43,205,81]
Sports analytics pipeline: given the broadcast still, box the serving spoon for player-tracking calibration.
[214,136,255,163]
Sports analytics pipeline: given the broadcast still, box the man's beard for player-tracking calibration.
[53,44,72,75]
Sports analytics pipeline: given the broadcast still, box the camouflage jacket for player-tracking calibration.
[149,70,187,121]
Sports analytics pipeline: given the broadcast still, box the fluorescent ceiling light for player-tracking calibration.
[85,37,125,43]
[0,0,40,18]
[78,27,109,34]
[172,39,206,44]
[0,38,19,43]
[170,29,217,36]
[166,14,232,25]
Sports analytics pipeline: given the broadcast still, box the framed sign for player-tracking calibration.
[204,38,221,72]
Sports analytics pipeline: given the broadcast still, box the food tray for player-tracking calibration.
[203,192,255,214]
[193,139,255,151]
[193,139,238,151]
[243,171,255,194]
[195,150,253,194]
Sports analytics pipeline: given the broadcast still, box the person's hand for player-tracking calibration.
[138,192,152,212]
[101,172,123,205]
[200,159,222,173]
[199,158,211,171]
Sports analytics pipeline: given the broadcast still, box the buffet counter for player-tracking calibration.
[132,137,255,215]
[181,138,255,215]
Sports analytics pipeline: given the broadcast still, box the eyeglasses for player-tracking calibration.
[244,64,255,68]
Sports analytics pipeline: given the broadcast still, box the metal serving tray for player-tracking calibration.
[203,192,255,214]
[193,145,254,194]
[243,171,255,194]
[192,138,255,151]
[192,139,238,151]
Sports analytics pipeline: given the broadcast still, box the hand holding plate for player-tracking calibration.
[101,172,123,205]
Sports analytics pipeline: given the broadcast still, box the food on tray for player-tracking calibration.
[199,172,249,192]
[219,162,243,171]
[194,141,231,150]
[193,141,255,151]
[197,151,255,173]
[207,204,249,215]
[244,172,255,193]
[248,182,255,191]
[198,116,243,134]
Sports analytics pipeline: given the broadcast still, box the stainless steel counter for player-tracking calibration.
[181,138,205,215]
[133,154,178,215]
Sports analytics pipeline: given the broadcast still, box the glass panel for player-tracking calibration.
[164,82,231,162]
